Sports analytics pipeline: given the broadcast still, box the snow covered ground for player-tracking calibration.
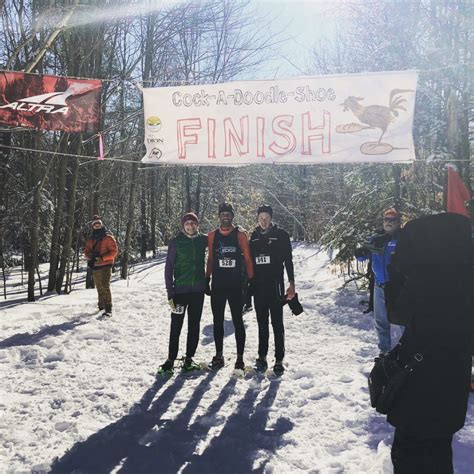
[0,245,472,473]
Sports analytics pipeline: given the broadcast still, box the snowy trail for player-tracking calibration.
[0,245,472,473]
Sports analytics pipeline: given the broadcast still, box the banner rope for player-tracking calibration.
[0,143,471,164]
[0,143,140,163]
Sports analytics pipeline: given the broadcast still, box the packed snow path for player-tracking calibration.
[1,245,473,473]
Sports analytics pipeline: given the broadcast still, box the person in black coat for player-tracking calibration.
[386,213,473,473]
[249,205,295,376]
[469,199,474,392]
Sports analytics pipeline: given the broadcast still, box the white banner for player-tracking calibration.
[142,70,418,165]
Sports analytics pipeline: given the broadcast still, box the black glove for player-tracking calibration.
[205,277,211,296]
[88,251,101,268]
[354,247,370,259]
[372,234,391,248]
[284,293,304,315]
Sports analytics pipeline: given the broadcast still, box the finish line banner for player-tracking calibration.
[0,71,102,133]
[142,70,417,165]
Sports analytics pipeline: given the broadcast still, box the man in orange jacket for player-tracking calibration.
[206,203,254,371]
[84,215,118,317]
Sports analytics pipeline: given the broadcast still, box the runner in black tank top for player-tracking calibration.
[205,203,254,370]
[212,228,243,289]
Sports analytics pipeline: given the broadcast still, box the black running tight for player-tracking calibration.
[211,288,245,356]
[168,292,204,360]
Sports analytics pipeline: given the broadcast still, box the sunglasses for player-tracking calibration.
[92,221,102,226]
[383,217,400,223]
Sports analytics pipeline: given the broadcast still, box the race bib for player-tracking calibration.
[256,255,270,265]
[219,258,236,268]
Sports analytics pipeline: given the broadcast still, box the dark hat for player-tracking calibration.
[218,202,234,215]
[282,293,304,315]
[257,204,273,217]
[182,212,199,225]
[383,208,401,219]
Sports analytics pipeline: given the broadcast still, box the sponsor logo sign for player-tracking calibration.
[0,70,102,132]
[148,147,162,160]
[146,115,162,133]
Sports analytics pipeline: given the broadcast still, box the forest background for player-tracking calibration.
[0,0,472,301]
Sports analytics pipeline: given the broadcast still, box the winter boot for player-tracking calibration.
[234,356,245,371]
[273,360,285,377]
[183,358,201,372]
[254,357,268,373]
[209,355,225,371]
[157,359,174,376]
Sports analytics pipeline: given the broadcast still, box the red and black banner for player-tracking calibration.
[0,71,102,133]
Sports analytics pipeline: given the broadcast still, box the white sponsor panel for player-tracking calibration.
[142,70,418,165]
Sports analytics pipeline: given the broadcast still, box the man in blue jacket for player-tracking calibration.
[355,208,404,355]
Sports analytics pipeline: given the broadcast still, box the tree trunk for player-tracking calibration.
[140,183,147,259]
[27,154,40,302]
[56,156,79,293]
[393,164,401,208]
[90,160,102,217]
[47,152,67,291]
[36,264,43,296]
[185,167,192,211]
[195,167,202,216]
[120,162,138,279]
[150,169,157,257]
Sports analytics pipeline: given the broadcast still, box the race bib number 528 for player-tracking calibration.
[219,258,236,268]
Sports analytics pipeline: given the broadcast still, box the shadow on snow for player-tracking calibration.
[0,318,88,349]
[50,373,293,474]
[50,375,186,473]
[200,318,236,347]
[183,379,293,474]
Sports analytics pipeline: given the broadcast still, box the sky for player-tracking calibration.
[49,0,347,80]
[251,0,347,78]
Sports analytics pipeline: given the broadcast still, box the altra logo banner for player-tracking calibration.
[0,71,102,132]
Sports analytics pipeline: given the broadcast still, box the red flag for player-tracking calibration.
[0,70,101,133]
[447,166,471,217]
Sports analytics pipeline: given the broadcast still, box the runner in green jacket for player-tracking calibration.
[158,213,207,375]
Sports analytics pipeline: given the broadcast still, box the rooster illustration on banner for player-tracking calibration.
[336,88,414,155]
